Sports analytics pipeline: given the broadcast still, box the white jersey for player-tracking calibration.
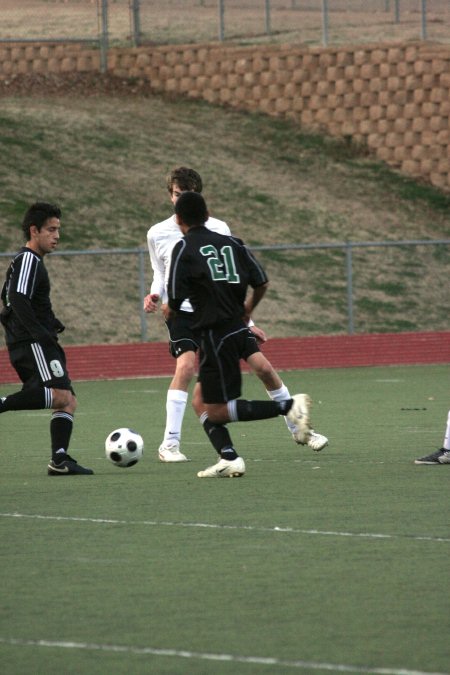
[147,213,230,312]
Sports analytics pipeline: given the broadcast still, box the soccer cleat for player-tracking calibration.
[307,430,328,452]
[158,440,189,462]
[414,448,450,465]
[197,456,245,478]
[48,455,93,475]
[287,394,312,445]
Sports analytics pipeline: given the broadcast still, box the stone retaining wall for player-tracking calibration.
[1,41,449,191]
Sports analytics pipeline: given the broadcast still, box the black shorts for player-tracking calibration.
[166,312,200,359]
[199,324,260,404]
[9,341,74,392]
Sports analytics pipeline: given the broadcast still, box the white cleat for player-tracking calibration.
[287,394,312,445]
[158,440,189,462]
[197,457,245,478]
[307,430,328,452]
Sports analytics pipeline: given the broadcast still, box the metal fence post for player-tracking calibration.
[138,248,148,342]
[99,0,109,73]
[321,0,329,47]
[218,0,225,41]
[130,0,141,47]
[421,0,427,40]
[265,0,271,35]
[345,244,354,335]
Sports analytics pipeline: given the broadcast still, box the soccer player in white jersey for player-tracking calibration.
[144,167,328,462]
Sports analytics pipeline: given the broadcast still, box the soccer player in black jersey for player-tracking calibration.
[0,202,93,475]
[167,191,314,478]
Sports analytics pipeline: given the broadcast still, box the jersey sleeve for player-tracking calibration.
[244,245,268,288]
[228,236,268,289]
[147,230,166,299]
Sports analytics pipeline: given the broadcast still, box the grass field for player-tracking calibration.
[1,364,449,674]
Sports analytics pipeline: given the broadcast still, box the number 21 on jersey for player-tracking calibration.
[200,245,240,283]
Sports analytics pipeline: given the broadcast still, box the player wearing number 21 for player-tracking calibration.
[0,202,93,475]
[167,191,314,478]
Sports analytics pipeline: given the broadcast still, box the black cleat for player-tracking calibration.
[48,454,94,475]
[414,448,450,465]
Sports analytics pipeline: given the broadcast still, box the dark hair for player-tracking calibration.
[174,191,208,227]
[22,202,61,241]
[167,167,203,194]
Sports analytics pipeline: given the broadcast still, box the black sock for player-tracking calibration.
[0,387,52,412]
[51,411,74,461]
[201,417,238,460]
[220,446,239,461]
[233,398,292,421]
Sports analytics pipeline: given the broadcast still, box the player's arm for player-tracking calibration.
[243,282,268,326]
[240,240,269,339]
[144,232,165,312]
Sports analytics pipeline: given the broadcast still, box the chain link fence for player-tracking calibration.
[1,239,449,346]
[0,1,449,48]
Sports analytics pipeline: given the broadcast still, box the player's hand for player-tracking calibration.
[250,324,267,344]
[54,318,65,334]
[161,303,172,320]
[144,293,160,313]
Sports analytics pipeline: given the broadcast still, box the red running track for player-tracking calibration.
[0,331,449,384]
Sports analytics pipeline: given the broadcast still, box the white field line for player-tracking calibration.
[0,637,447,675]
[1,512,449,543]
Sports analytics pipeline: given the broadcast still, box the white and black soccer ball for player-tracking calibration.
[105,428,144,468]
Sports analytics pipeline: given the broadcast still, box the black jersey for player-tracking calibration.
[168,227,268,330]
[0,247,64,347]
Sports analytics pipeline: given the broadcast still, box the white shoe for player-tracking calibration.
[197,457,245,478]
[307,430,328,452]
[287,394,311,445]
[158,440,189,462]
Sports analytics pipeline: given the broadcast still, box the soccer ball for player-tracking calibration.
[105,428,144,468]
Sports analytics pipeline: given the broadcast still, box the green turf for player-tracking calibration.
[1,365,449,674]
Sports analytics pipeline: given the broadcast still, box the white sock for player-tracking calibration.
[163,390,188,444]
[443,409,450,451]
[267,383,296,433]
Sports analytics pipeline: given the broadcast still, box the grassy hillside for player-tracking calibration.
[0,81,449,344]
